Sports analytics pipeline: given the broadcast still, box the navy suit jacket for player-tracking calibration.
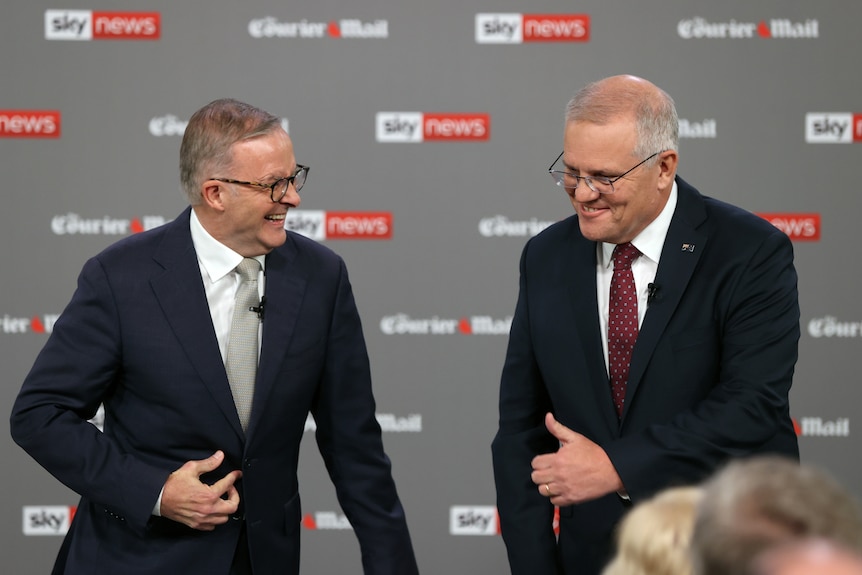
[11,207,418,575]
[492,177,800,575]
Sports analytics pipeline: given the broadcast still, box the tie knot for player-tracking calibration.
[235,258,260,282]
[612,242,640,270]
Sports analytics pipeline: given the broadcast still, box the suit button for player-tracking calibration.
[244,459,253,469]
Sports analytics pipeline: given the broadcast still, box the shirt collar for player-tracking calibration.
[189,208,266,282]
[600,179,678,268]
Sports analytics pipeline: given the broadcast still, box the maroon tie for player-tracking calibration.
[608,242,641,418]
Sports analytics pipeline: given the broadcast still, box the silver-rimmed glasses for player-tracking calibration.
[549,152,659,195]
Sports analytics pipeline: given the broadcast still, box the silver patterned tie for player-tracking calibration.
[226,257,261,432]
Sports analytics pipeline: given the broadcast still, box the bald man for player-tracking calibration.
[492,75,800,574]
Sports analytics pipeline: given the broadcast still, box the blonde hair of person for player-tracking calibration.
[602,486,703,575]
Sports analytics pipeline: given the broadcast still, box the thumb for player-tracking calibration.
[195,450,225,475]
[545,412,577,444]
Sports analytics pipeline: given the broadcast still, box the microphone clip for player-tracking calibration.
[647,283,660,304]
[249,296,266,321]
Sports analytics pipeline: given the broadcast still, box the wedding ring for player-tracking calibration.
[544,483,552,496]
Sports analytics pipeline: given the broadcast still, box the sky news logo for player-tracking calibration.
[23,506,75,536]
[757,213,820,241]
[677,18,818,39]
[0,110,60,138]
[805,113,862,143]
[45,10,160,40]
[285,210,392,241]
[450,506,499,536]
[376,112,490,142]
[248,17,387,39]
[475,13,590,43]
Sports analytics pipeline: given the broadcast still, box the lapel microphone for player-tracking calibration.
[647,283,660,304]
[249,296,266,320]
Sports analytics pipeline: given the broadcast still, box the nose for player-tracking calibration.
[569,179,600,202]
[279,182,301,208]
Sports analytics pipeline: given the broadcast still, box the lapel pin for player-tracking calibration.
[681,243,695,253]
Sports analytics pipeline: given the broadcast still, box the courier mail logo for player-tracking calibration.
[0,110,60,138]
[302,512,353,530]
[1,314,61,335]
[376,112,490,142]
[285,210,392,241]
[475,13,590,44]
[45,10,161,40]
[757,213,821,242]
[805,113,862,143]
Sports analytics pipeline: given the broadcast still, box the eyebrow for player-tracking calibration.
[562,160,614,177]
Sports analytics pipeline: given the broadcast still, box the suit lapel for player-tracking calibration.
[149,208,245,438]
[623,178,707,421]
[246,234,308,438]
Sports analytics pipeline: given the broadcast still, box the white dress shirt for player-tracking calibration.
[189,209,265,362]
[596,181,678,376]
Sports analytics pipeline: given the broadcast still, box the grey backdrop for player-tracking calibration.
[2,1,859,573]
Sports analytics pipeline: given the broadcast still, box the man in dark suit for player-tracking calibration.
[491,75,800,574]
[10,98,419,574]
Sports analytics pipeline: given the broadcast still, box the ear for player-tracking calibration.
[656,150,678,190]
[200,180,228,212]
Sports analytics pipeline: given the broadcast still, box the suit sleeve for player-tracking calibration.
[10,256,170,531]
[606,228,800,499]
[310,258,419,575]
[491,239,564,575]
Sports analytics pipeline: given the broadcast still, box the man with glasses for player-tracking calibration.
[492,75,800,574]
[11,98,419,575]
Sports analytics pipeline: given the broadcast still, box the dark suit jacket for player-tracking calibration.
[11,207,418,575]
[491,177,800,575]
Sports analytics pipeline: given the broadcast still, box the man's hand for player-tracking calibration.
[530,413,623,506]
[160,450,242,530]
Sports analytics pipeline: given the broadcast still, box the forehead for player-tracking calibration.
[230,130,294,170]
[563,119,636,169]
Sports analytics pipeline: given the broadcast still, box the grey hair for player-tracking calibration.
[179,98,282,205]
[564,78,679,163]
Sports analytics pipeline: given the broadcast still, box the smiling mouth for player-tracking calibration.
[265,214,286,222]
[581,205,604,213]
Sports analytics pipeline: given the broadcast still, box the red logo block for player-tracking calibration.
[522,14,589,42]
[854,114,862,142]
[326,212,392,239]
[0,110,61,138]
[758,213,821,241]
[92,12,160,39]
[423,113,490,141]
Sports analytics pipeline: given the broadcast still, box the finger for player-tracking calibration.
[530,469,549,486]
[211,469,242,496]
[192,450,225,475]
[224,483,241,506]
[545,412,577,444]
[531,453,554,471]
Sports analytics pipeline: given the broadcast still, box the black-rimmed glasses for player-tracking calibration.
[212,164,309,202]
[549,152,659,195]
